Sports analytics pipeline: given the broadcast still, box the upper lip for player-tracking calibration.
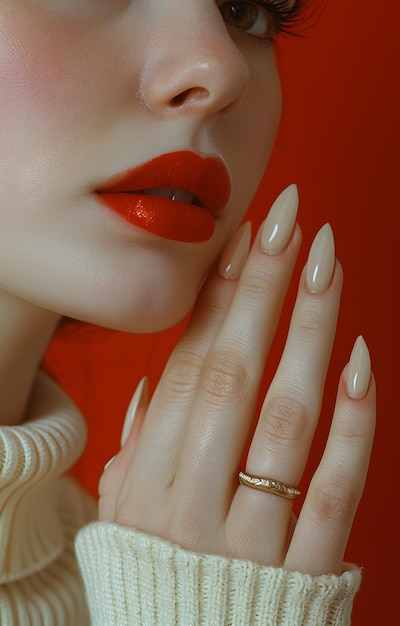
[96,151,231,215]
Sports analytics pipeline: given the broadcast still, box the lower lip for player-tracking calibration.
[96,193,215,243]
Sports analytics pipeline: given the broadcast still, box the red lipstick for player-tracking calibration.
[95,151,231,243]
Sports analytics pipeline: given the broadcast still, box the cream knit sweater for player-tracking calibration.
[0,374,361,625]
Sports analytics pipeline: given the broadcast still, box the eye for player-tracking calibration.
[219,1,274,40]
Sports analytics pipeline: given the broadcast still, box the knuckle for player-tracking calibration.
[114,505,137,528]
[166,511,203,551]
[159,350,203,402]
[262,395,311,448]
[202,349,253,406]
[115,507,148,531]
[333,406,370,443]
[201,300,225,323]
[294,303,328,339]
[311,476,356,524]
[114,491,152,530]
[201,290,229,319]
[294,315,327,339]
[241,266,278,300]
[166,493,220,553]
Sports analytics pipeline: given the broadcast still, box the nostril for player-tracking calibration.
[171,87,210,107]
[171,90,189,106]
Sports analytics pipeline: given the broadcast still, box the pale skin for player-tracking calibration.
[0,0,375,585]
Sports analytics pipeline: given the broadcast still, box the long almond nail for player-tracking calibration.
[347,336,371,399]
[261,184,298,254]
[218,222,251,280]
[306,223,336,293]
[121,376,148,447]
[104,455,116,471]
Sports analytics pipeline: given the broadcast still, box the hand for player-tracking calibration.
[99,185,375,577]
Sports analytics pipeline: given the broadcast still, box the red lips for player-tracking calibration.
[95,151,231,243]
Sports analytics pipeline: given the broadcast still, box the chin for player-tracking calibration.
[99,303,193,334]
[77,246,212,333]
[80,303,194,334]
[63,276,200,334]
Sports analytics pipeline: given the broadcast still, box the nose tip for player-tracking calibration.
[138,44,249,120]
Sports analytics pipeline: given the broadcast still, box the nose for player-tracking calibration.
[137,4,250,120]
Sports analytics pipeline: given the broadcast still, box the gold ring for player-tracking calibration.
[239,470,301,501]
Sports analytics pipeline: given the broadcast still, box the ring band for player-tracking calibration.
[239,470,301,501]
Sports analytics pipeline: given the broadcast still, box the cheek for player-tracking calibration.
[0,27,67,239]
[0,22,64,207]
[0,11,110,220]
[0,19,60,130]
[0,11,104,161]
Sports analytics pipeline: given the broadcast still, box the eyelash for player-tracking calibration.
[238,0,307,47]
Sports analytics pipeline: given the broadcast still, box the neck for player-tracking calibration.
[0,290,61,425]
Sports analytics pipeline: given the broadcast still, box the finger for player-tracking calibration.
[149,222,251,414]
[99,377,148,521]
[284,338,375,576]
[174,187,301,512]
[229,224,342,564]
[120,223,251,492]
[180,222,253,356]
[247,225,340,480]
[114,185,300,535]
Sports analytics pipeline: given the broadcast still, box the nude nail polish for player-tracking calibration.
[306,223,336,293]
[218,222,251,280]
[104,455,116,471]
[121,376,148,447]
[261,184,298,254]
[347,336,371,400]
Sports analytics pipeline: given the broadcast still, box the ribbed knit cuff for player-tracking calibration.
[76,522,361,626]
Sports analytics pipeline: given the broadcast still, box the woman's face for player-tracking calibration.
[0,1,292,332]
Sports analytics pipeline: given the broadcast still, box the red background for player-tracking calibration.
[43,1,400,623]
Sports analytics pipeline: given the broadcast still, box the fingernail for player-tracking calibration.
[121,376,148,447]
[104,455,116,471]
[306,223,336,293]
[218,222,251,280]
[261,184,298,254]
[347,336,371,399]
